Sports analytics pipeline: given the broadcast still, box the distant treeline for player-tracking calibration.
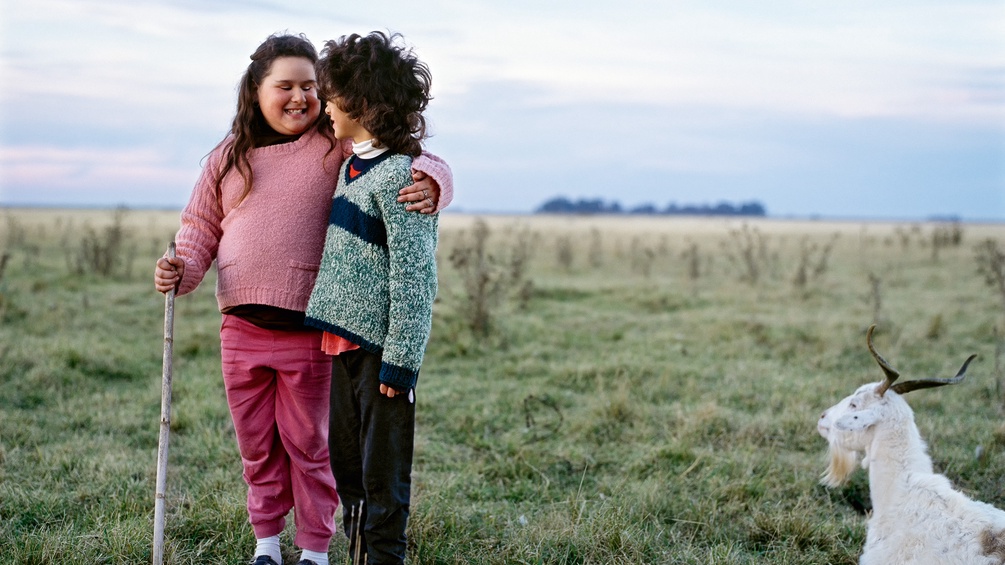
[535,197,767,216]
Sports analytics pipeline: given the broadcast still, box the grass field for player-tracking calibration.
[1,208,1004,564]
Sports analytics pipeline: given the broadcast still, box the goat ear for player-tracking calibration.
[834,408,882,432]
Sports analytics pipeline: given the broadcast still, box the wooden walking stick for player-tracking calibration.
[153,242,176,565]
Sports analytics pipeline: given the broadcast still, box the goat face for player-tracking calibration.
[819,383,887,444]
[818,382,905,487]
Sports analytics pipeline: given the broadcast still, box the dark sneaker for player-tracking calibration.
[251,556,280,565]
[296,561,319,565]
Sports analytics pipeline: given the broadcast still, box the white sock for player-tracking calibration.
[300,549,328,565]
[255,535,282,564]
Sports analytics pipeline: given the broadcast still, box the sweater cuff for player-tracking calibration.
[413,152,453,212]
[174,255,200,297]
[379,361,418,391]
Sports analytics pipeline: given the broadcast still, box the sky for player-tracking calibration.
[1,0,1004,221]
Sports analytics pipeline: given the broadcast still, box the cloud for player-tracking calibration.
[1,0,1002,219]
[7,0,1002,126]
[4,145,192,184]
[407,1,1005,123]
[0,145,199,204]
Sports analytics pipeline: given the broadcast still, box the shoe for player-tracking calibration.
[296,561,318,565]
[251,556,280,565]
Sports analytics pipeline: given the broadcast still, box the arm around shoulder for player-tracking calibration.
[376,162,439,389]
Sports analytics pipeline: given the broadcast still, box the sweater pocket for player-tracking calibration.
[217,258,240,292]
[287,260,320,293]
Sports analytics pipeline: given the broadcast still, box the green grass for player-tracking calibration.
[1,209,1003,564]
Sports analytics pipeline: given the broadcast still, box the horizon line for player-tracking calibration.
[2,202,1002,225]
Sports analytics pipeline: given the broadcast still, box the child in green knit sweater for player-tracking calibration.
[304,31,438,565]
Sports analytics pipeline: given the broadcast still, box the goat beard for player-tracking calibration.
[821,436,862,488]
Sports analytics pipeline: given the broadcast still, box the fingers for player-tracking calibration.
[403,199,437,214]
[398,175,438,211]
[153,257,184,294]
[154,273,178,293]
[154,271,178,285]
[155,258,183,277]
[398,173,428,200]
[154,276,176,293]
[379,384,398,398]
[414,175,440,204]
[154,264,176,284]
[397,184,425,203]
[157,257,184,270]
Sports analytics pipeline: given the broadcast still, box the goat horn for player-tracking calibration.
[867,325,901,396]
[889,354,977,395]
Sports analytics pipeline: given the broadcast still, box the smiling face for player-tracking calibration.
[255,56,320,136]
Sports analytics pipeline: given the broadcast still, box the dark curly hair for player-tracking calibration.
[316,31,431,157]
[215,33,335,206]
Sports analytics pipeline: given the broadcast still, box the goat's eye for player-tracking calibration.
[849,402,857,409]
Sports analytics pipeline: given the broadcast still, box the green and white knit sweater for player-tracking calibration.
[305,152,439,390]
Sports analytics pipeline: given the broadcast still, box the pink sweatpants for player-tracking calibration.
[220,314,338,552]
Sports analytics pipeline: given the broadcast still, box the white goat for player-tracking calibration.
[817,325,1005,565]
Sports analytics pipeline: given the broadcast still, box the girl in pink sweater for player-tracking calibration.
[152,33,452,565]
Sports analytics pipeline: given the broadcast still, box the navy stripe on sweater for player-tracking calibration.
[327,196,387,248]
[303,315,420,389]
[304,315,383,355]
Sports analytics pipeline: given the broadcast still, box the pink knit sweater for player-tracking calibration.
[172,129,453,312]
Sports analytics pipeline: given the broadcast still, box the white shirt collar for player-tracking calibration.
[352,139,390,160]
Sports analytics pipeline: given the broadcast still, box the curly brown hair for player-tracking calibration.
[215,33,336,207]
[316,31,431,157]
